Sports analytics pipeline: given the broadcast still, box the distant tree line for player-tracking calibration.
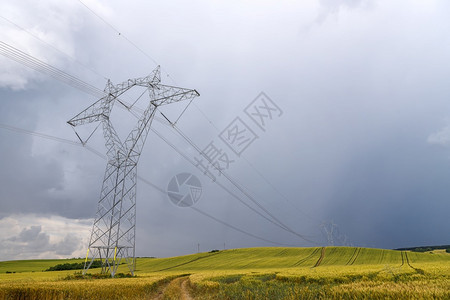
[45,260,102,271]
[412,247,434,253]
[394,245,450,253]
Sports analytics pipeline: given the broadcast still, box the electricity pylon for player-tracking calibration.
[68,66,199,277]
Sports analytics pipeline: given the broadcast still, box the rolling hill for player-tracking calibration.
[1,246,449,274]
[1,247,449,299]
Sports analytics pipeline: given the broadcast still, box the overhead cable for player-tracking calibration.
[0,40,317,244]
[0,123,292,246]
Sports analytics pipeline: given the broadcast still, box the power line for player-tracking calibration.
[2,2,302,228]
[0,41,156,118]
[0,123,292,246]
[190,102,316,222]
[0,42,104,98]
[153,111,318,244]
[100,8,316,221]
[0,14,108,81]
[0,40,176,126]
[190,207,296,247]
[158,116,318,244]
[0,3,323,244]
[2,1,313,225]
[0,123,80,146]
[0,40,318,244]
[0,35,296,243]
[76,0,178,85]
[150,125,295,233]
[241,155,315,222]
[77,0,158,65]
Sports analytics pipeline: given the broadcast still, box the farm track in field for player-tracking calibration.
[401,251,415,269]
[292,247,321,267]
[313,247,326,267]
[180,277,193,300]
[346,247,361,265]
[378,249,385,264]
[400,251,405,266]
[405,251,412,268]
[154,253,220,272]
[154,281,169,300]
[154,275,192,300]
[403,251,425,274]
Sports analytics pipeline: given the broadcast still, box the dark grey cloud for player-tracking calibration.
[0,85,103,220]
[10,226,46,243]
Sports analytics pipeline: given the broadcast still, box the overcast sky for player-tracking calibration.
[1,0,449,261]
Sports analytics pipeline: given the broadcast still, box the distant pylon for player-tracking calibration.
[68,66,199,277]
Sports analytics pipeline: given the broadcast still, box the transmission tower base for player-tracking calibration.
[83,246,135,277]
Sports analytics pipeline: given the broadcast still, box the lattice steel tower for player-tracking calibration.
[68,66,199,276]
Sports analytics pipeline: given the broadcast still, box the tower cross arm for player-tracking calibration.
[123,84,199,156]
[150,85,200,107]
[67,97,109,127]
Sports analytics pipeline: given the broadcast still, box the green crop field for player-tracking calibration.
[1,246,449,299]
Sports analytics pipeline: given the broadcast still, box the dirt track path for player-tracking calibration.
[154,276,192,300]
[154,283,168,300]
[180,277,193,300]
[313,247,326,268]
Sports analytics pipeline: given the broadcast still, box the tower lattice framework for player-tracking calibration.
[68,66,199,276]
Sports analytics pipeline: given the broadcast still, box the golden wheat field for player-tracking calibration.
[0,247,449,299]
